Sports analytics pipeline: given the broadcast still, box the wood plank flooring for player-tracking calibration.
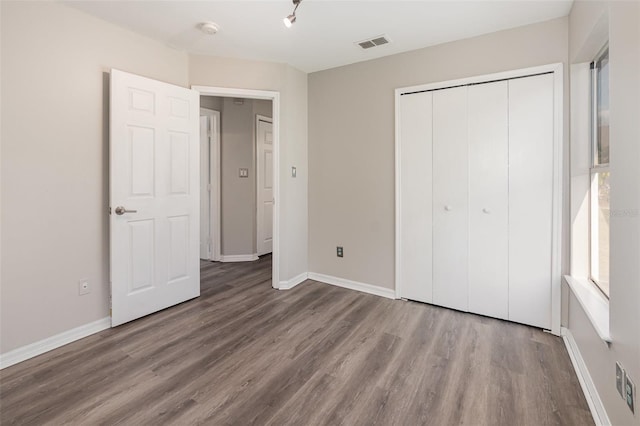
[0,255,593,425]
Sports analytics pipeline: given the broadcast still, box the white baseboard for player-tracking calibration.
[279,272,309,290]
[0,317,111,370]
[307,272,396,300]
[219,254,259,262]
[561,327,610,426]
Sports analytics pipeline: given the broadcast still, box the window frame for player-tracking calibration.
[589,44,610,298]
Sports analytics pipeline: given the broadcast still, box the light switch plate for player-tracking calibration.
[625,373,635,413]
[78,280,90,296]
[239,168,249,178]
[292,166,297,178]
[616,362,625,398]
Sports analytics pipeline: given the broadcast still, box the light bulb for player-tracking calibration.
[283,14,296,28]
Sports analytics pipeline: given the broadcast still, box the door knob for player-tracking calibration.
[444,205,453,211]
[483,208,491,214]
[115,206,137,215]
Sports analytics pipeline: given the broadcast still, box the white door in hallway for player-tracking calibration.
[256,116,274,256]
[110,69,200,327]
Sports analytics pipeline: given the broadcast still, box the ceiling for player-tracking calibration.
[64,0,573,73]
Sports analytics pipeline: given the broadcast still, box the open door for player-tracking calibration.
[110,69,200,327]
[256,116,274,256]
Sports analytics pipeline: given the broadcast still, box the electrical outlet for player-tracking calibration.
[337,246,343,257]
[239,168,249,178]
[78,280,90,296]
[625,373,636,414]
[616,362,625,398]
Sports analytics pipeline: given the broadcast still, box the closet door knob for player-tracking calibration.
[483,208,491,214]
[444,205,453,211]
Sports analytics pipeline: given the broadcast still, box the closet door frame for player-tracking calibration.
[394,63,564,336]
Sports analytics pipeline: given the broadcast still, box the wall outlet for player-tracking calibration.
[337,246,343,257]
[239,168,249,178]
[625,373,636,414]
[78,280,90,296]
[616,362,625,398]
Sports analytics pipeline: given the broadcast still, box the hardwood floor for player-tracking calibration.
[1,255,593,425]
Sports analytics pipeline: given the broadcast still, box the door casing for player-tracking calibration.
[193,86,281,289]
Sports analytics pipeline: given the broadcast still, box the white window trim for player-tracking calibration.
[587,46,610,297]
[564,276,611,343]
[568,61,611,343]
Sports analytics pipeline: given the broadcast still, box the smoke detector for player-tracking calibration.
[356,35,390,50]
[199,22,220,35]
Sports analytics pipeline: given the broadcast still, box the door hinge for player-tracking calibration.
[207,183,212,192]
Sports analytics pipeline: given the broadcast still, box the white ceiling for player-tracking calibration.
[64,0,573,73]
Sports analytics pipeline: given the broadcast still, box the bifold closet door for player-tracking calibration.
[508,73,554,329]
[398,92,433,303]
[432,86,468,312]
[468,81,509,320]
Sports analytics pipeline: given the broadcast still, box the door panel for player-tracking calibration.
[199,116,210,259]
[508,74,554,329]
[110,69,200,327]
[468,81,509,319]
[432,86,469,312]
[398,92,433,303]
[257,118,274,256]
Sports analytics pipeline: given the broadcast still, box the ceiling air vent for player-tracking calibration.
[356,35,390,50]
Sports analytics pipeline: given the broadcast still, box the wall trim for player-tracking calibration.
[561,327,611,426]
[279,272,308,290]
[0,317,111,370]
[219,254,259,263]
[307,272,396,300]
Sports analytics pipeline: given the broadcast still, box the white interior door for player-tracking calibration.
[398,92,433,303]
[199,108,221,261]
[256,117,274,256]
[468,81,509,320]
[432,86,469,312]
[110,69,200,327]
[508,73,554,329]
[200,115,210,259]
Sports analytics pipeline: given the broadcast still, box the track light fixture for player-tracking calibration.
[283,0,301,28]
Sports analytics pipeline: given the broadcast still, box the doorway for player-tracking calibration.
[195,86,279,288]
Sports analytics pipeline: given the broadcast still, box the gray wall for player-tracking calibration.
[1,1,308,355]
[567,2,640,425]
[217,97,272,256]
[200,96,222,112]
[308,17,570,289]
[221,97,255,256]
[0,1,189,353]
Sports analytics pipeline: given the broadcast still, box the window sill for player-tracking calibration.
[564,275,611,343]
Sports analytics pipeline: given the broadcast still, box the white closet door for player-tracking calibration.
[432,86,468,312]
[508,74,554,329]
[468,81,509,319]
[398,92,433,303]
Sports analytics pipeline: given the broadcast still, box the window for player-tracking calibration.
[590,46,610,297]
